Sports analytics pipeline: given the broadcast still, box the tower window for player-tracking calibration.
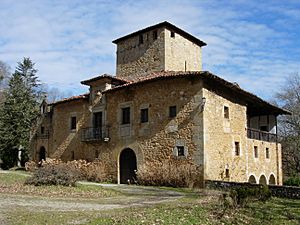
[153,30,158,40]
[224,106,229,119]
[254,146,258,158]
[139,34,144,44]
[41,126,45,134]
[225,169,230,178]
[234,142,240,156]
[170,31,175,38]
[169,106,177,118]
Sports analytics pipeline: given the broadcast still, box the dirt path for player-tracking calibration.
[0,172,183,212]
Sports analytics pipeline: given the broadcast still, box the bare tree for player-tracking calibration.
[41,84,73,103]
[0,61,11,102]
[275,73,300,178]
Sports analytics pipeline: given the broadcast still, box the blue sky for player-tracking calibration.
[0,0,299,100]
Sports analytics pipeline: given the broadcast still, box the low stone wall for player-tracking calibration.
[205,180,300,199]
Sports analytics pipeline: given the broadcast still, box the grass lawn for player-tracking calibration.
[1,171,300,225]
[0,172,119,198]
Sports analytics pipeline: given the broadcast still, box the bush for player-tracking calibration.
[229,185,271,207]
[25,164,82,186]
[136,160,203,188]
[284,176,300,187]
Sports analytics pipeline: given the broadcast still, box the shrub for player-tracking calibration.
[25,164,82,186]
[136,160,203,188]
[284,176,300,187]
[229,185,271,207]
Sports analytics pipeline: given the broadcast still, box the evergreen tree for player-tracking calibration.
[0,58,40,169]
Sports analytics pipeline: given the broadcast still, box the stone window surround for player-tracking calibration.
[173,139,188,158]
[223,104,229,119]
[69,112,77,132]
[91,106,106,128]
[139,103,150,124]
[118,101,133,137]
[233,140,242,157]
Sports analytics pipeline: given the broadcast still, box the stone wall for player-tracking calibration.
[202,84,281,184]
[206,180,300,199]
[116,28,165,80]
[164,29,202,71]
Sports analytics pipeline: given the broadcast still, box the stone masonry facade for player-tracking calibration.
[31,21,289,185]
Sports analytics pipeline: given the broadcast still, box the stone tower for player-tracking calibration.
[113,21,207,80]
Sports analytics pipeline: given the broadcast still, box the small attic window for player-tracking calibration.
[139,34,144,44]
[153,30,158,40]
[170,31,175,38]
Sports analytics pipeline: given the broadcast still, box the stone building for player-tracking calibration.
[31,21,290,185]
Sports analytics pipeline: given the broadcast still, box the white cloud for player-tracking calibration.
[0,0,299,100]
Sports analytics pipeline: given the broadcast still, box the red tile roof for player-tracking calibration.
[112,21,207,47]
[103,71,290,115]
[49,93,89,106]
[81,74,129,85]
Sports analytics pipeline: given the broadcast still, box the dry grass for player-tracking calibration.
[137,160,203,188]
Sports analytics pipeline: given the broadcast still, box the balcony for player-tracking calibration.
[36,130,49,139]
[81,127,109,142]
[247,128,277,142]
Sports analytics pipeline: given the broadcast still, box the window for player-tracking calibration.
[122,107,130,124]
[177,146,185,156]
[224,106,229,119]
[254,146,258,158]
[93,112,103,128]
[153,30,158,40]
[71,151,75,160]
[140,108,148,123]
[260,126,268,132]
[169,106,177,118]
[170,31,175,38]
[71,116,77,130]
[139,34,143,44]
[41,126,45,134]
[266,148,269,159]
[234,142,240,156]
[225,169,230,178]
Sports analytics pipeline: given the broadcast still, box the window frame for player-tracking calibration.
[254,146,258,158]
[140,108,149,123]
[224,106,229,119]
[266,147,270,159]
[169,105,177,118]
[139,34,144,44]
[170,31,175,38]
[70,116,77,130]
[121,107,131,125]
[177,146,185,157]
[234,142,240,156]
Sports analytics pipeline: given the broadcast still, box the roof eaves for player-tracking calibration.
[112,21,207,47]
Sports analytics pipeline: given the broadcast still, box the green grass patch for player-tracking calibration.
[0,172,28,185]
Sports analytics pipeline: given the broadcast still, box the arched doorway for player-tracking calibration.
[248,175,257,184]
[39,146,46,162]
[269,174,276,185]
[119,148,137,184]
[259,175,267,185]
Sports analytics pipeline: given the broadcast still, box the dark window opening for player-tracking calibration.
[93,112,103,128]
[235,142,240,156]
[122,107,130,124]
[266,148,269,159]
[225,169,230,178]
[254,146,258,158]
[41,126,45,134]
[95,149,99,158]
[71,151,75,160]
[260,126,268,132]
[139,34,143,44]
[140,108,148,123]
[224,106,229,119]
[170,31,175,38]
[177,146,185,156]
[169,106,177,118]
[153,30,158,40]
[71,116,77,130]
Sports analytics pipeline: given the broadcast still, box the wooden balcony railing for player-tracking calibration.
[36,130,49,139]
[247,128,277,142]
[81,127,109,142]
